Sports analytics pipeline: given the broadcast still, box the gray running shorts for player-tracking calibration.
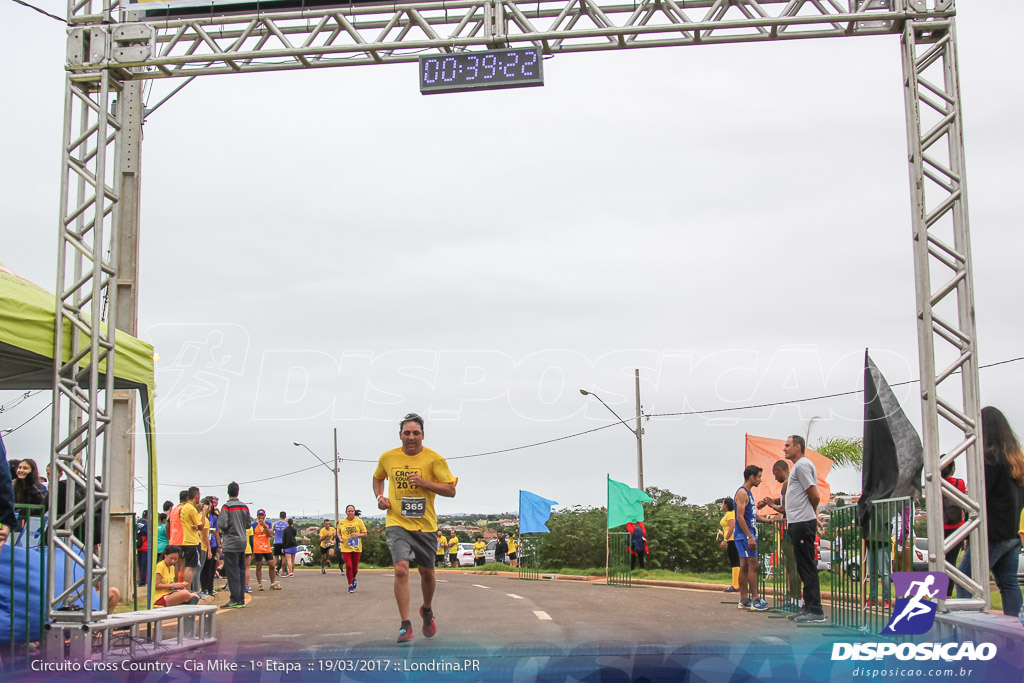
[385,526,437,568]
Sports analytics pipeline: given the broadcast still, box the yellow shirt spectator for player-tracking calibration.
[507,537,517,555]
[448,534,460,553]
[199,516,211,554]
[436,532,446,556]
[719,510,735,542]
[473,540,486,558]
[153,558,176,602]
[181,502,201,546]
[337,517,367,553]
[373,447,457,533]
[245,525,254,555]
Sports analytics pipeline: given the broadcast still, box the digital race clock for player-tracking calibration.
[419,47,544,94]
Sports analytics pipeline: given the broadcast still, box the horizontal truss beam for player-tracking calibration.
[59,0,953,80]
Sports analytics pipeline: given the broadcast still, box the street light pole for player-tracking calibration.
[580,368,645,491]
[293,439,339,524]
[634,369,644,492]
[333,428,339,525]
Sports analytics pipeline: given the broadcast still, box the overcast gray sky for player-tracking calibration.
[2,1,1021,519]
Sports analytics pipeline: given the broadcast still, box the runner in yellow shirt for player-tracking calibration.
[507,536,519,568]
[337,506,367,592]
[319,519,337,575]
[372,413,457,644]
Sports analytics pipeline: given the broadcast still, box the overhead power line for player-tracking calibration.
[10,0,66,23]
[1,402,53,436]
[153,354,1023,489]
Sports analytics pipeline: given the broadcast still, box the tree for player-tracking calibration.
[813,436,863,471]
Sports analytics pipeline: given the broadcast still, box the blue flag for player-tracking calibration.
[519,490,558,534]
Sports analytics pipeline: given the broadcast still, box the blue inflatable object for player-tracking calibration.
[0,542,101,643]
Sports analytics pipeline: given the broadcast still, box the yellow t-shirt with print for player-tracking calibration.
[436,534,447,556]
[507,537,517,555]
[447,535,460,552]
[473,540,486,558]
[319,526,336,549]
[337,517,367,553]
[153,559,176,602]
[373,447,458,533]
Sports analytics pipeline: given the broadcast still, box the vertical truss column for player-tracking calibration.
[901,3,987,610]
[49,64,121,645]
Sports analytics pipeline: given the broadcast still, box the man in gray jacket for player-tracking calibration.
[218,481,251,608]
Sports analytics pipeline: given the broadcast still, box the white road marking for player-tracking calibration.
[506,594,524,600]
[262,634,301,638]
[533,611,552,620]
[472,584,490,589]
[321,632,363,637]
[436,579,448,583]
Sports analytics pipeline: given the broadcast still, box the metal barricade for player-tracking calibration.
[517,535,540,580]
[829,498,915,634]
[758,519,801,613]
[608,531,631,587]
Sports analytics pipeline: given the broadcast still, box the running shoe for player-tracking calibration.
[352,579,357,591]
[793,612,826,624]
[723,586,739,593]
[288,573,295,577]
[257,584,264,591]
[420,606,437,638]
[738,600,751,610]
[222,601,245,609]
[750,599,769,611]
[397,622,414,644]
[321,569,326,575]
[419,606,436,638]
[347,584,354,593]
[787,610,806,621]
[271,583,282,591]
[243,586,252,594]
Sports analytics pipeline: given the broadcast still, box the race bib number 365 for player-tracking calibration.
[401,497,426,518]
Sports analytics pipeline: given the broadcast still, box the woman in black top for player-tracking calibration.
[955,406,1024,615]
[282,518,298,577]
[13,458,47,508]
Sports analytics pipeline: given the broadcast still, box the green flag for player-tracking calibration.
[607,475,652,529]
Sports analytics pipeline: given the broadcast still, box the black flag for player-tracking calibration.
[858,351,923,531]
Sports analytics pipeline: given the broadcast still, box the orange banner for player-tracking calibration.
[743,434,832,514]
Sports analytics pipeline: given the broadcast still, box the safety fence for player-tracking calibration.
[607,531,631,587]
[755,498,915,633]
[517,535,540,580]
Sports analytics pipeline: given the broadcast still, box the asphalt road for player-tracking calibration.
[171,567,836,659]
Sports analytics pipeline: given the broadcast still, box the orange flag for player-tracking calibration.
[743,434,832,513]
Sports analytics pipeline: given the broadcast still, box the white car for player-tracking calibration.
[457,543,476,567]
[295,544,312,566]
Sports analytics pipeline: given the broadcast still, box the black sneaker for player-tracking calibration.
[221,601,245,609]
[793,612,826,623]
[787,610,806,620]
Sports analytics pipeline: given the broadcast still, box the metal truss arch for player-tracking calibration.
[51,0,990,637]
